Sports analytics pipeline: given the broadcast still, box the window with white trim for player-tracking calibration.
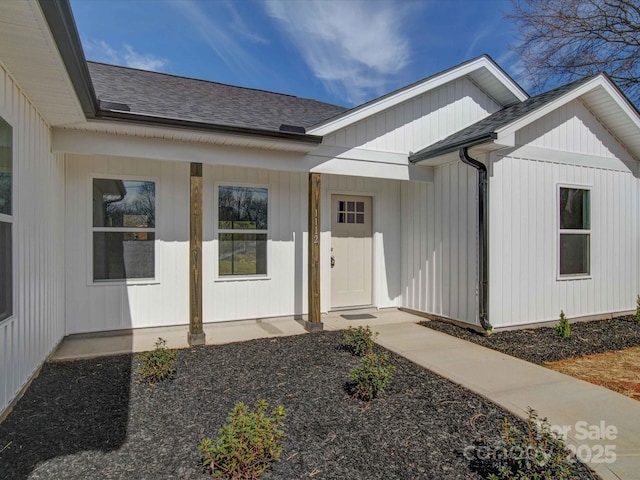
[218,185,268,276]
[0,115,12,321]
[559,186,590,277]
[92,178,156,281]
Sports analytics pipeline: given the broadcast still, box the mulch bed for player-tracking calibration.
[0,332,597,479]
[421,316,640,364]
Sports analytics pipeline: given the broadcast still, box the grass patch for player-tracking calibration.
[545,346,640,401]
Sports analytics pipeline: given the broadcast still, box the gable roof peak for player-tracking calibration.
[307,54,528,136]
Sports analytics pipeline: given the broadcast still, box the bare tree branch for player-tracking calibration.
[508,0,640,106]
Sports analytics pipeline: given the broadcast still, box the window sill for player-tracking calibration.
[89,279,160,287]
[214,275,271,283]
[556,275,592,281]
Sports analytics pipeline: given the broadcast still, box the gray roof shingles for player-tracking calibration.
[410,75,597,161]
[87,62,348,132]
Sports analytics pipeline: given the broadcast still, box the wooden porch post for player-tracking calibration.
[188,162,205,345]
[305,172,323,332]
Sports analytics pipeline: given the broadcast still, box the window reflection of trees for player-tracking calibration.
[98,180,156,228]
[218,186,267,230]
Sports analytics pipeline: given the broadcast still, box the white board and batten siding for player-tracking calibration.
[489,98,640,328]
[64,154,190,334]
[400,162,480,325]
[0,63,65,415]
[323,77,501,153]
[64,153,403,331]
[203,166,310,322]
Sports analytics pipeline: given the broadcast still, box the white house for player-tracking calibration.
[2,0,640,418]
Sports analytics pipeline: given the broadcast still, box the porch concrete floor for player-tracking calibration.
[50,307,415,361]
[50,310,640,479]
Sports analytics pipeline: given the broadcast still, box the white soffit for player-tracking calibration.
[55,120,321,154]
[497,75,640,160]
[0,0,84,126]
[307,56,528,136]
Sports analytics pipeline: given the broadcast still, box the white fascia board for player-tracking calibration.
[30,0,85,124]
[496,75,640,143]
[307,156,433,182]
[307,57,528,136]
[307,145,434,181]
[311,145,409,165]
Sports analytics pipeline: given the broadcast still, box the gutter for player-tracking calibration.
[39,0,322,145]
[459,147,491,331]
[95,109,323,144]
[409,133,497,164]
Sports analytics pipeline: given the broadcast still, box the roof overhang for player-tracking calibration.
[0,0,85,126]
[411,74,640,165]
[495,74,640,159]
[54,119,322,155]
[307,55,528,136]
[33,0,323,145]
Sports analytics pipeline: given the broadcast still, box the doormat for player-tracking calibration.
[341,313,377,320]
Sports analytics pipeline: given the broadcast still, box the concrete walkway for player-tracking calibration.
[52,309,640,479]
[365,321,640,480]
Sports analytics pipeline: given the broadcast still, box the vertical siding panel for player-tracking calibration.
[1,65,65,415]
[427,182,436,313]
[400,183,408,303]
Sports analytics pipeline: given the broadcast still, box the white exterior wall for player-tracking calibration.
[203,166,309,322]
[323,77,501,152]
[489,99,640,327]
[0,64,65,414]
[64,155,403,332]
[400,162,479,325]
[64,154,190,334]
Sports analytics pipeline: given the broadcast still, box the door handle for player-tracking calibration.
[331,255,335,268]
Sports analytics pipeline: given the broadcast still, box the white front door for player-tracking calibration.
[331,195,372,308]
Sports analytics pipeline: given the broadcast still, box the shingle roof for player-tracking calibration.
[410,75,597,162]
[87,62,348,132]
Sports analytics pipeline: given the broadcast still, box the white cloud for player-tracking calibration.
[497,50,534,93]
[265,0,417,105]
[83,39,120,64]
[123,45,168,71]
[168,0,263,77]
[83,39,168,72]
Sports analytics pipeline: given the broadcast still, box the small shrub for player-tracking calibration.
[349,352,395,401]
[555,310,571,338]
[343,325,377,356]
[636,295,640,324]
[135,338,177,385]
[482,408,574,480]
[199,400,285,479]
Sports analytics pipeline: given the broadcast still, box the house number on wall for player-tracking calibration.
[313,208,319,244]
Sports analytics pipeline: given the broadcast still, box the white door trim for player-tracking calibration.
[328,192,375,310]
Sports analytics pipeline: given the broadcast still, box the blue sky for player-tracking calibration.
[70,0,525,107]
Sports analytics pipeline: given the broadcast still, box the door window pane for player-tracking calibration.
[93,232,155,280]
